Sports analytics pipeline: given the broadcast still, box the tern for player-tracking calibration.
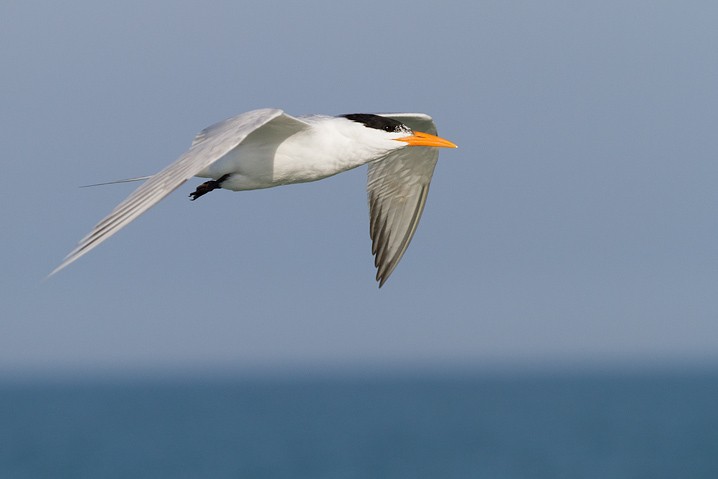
[50,109,457,286]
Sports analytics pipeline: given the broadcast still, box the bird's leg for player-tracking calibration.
[189,174,231,201]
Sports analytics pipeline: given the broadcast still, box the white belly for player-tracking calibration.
[197,128,395,191]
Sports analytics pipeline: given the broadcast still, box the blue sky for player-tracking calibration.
[2,1,718,374]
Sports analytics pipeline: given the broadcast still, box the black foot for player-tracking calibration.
[189,174,231,201]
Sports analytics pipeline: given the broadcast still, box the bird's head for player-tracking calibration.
[341,113,457,150]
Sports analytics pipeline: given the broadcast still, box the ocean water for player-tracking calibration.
[1,369,717,479]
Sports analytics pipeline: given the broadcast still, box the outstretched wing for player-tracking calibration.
[50,108,306,276]
[367,113,440,287]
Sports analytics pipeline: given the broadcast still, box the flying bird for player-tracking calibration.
[50,109,457,286]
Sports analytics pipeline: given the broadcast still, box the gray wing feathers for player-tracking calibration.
[49,108,286,276]
[368,114,439,287]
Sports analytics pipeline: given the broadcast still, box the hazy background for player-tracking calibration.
[2,0,718,376]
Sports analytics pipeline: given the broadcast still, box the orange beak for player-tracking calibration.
[395,131,458,148]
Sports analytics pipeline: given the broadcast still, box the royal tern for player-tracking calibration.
[50,109,457,286]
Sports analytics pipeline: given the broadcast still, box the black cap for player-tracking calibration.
[341,114,409,133]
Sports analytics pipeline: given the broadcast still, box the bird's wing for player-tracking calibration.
[367,113,440,287]
[50,108,308,276]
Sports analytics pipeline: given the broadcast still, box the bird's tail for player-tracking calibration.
[79,176,152,188]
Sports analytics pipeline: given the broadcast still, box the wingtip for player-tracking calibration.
[46,248,84,280]
[44,269,59,282]
[46,260,70,280]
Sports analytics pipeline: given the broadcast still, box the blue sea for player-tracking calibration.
[1,368,717,478]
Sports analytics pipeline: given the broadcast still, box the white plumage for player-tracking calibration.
[50,108,457,286]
